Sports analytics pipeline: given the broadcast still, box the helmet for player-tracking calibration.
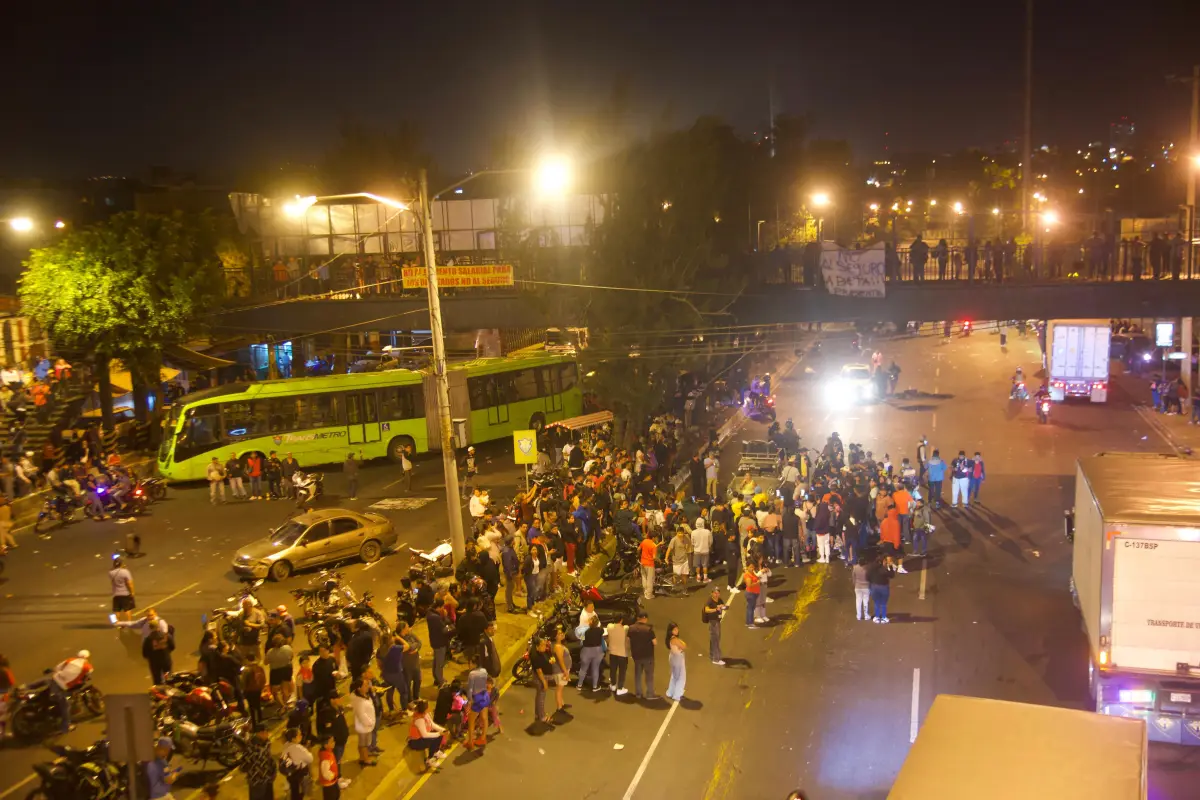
[468,446,475,453]
[78,649,91,659]
[276,605,288,614]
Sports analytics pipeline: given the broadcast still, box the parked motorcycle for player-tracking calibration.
[290,570,355,621]
[206,579,266,644]
[25,739,124,800]
[33,493,81,534]
[158,715,249,769]
[293,472,324,509]
[408,539,453,582]
[9,674,105,742]
[149,673,238,727]
[568,582,641,618]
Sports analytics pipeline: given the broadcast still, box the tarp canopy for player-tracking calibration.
[890,695,1147,800]
[544,410,613,431]
[106,365,180,395]
[163,343,235,370]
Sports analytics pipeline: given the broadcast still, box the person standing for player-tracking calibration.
[399,445,414,493]
[911,497,932,558]
[343,452,360,500]
[852,554,871,621]
[206,457,226,505]
[225,453,247,500]
[891,483,913,545]
[910,234,930,282]
[550,627,572,715]
[281,453,300,499]
[950,450,972,509]
[868,553,895,623]
[664,622,687,702]
[245,452,264,500]
[146,737,180,799]
[742,561,761,628]
[265,452,283,501]
[241,653,267,726]
[576,615,605,692]
[265,634,295,711]
[703,451,719,501]
[238,598,267,661]
[280,727,313,800]
[703,588,726,665]
[606,615,629,695]
[464,657,490,750]
[350,678,378,767]
[109,556,136,622]
[638,529,658,601]
[628,611,659,700]
[426,599,448,687]
[500,537,520,614]
[691,519,713,584]
[666,526,692,589]
[529,637,554,725]
[925,449,946,508]
[241,723,277,800]
[969,452,986,505]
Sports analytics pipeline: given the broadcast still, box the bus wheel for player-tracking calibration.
[528,413,545,432]
[387,436,415,464]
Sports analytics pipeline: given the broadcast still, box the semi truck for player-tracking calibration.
[890,694,1147,799]
[1070,453,1200,745]
[1046,319,1110,402]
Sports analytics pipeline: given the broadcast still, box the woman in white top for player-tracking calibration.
[280,726,313,800]
[349,680,377,767]
[606,617,629,695]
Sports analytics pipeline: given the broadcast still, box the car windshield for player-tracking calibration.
[269,521,307,547]
[841,366,871,381]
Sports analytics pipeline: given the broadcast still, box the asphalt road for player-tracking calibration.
[414,327,1196,800]
[4,328,1198,800]
[0,441,524,799]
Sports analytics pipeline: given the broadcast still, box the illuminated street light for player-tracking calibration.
[952,201,964,215]
[534,156,572,195]
[992,207,1001,216]
[1040,210,1059,226]
[54,220,65,229]
[811,192,831,208]
[282,195,317,218]
[8,217,33,232]
[929,198,938,206]
[868,203,880,211]
[891,203,900,212]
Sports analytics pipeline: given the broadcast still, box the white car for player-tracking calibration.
[825,363,876,403]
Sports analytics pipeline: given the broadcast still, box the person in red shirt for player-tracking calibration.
[318,733,342,796]
[891,484,913,544]
[246,453,264,500]
[878,509,908,574]
[639,530,658,601]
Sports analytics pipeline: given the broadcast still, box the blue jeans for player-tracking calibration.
[577,646,603,689]
[912,526,928,555]
[782,537,801,566]
[928,480,943,505]
[666,653,686,701]
[844,533,857,565]
[969,477,982,502]
[870,585,890,619]
[898,514,911,544]
[745,591,759,625]
[51,683,71,732]
[525,574,539,610]
[249,475,263,496]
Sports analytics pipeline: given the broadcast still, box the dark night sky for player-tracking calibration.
[3,0,1196,182]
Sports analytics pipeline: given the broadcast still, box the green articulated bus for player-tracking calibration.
[157,352,581,481]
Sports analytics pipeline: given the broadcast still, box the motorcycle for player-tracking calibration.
[291,570,355,621]
[158,715,249,769]
[83,484,147,520]
[1010,382,1028,401]
[1037,397,1052,424]
[135,477,168,503]
[569,582,641,618]
[33,492,81,534]
[743,393,777,424]
[149,673,238,727]
[25,739,124,800]
[9,673,105,742]
[408,539,454,582]
[293,472,324,509]
[962,320,973,337]
[206,579,266,644]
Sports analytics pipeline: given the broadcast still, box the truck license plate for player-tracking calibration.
[1170,692,1192,703]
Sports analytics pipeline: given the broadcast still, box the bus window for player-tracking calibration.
[176,405,221,460]
[512,369,540,402]
[559,362,577,391]
[468,375,493,411]
[380,386,421,420]
[266,398,300,433]
[223,401,267,438]
[308,393,343,428]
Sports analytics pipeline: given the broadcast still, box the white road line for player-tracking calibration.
[918,559,927,600]
[151,581,201,608]
[363,542,406,570]
[622,699,681,800]
[0,775,37,800]
[910,668,921,743]
[931,412,937,431]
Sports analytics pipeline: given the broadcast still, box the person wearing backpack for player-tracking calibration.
[279,727,313,800]
[241,652,268,725]
[143,628,175,685]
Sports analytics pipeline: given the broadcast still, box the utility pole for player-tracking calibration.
[1187,64,1198,278]
[418,167,467,564]
[1021,0,1034,236]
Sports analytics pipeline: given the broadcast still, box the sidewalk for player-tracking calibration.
[1114,371,1198,456]
[186,539,614,800]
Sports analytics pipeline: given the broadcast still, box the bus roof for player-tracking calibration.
[452,352,574,377]
[890,695,1147,800]
[180,369,424,407]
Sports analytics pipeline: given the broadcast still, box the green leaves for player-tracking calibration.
[18,211,225,358]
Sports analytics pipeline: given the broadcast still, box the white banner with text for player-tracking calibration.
[819,242,886,298]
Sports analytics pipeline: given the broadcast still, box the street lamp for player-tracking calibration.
[953,201,965,215]
[929,198,938,207]
[1040,210,1059,227]
[992,207,1001,216]
[533,157,572,195]
[9,217,33,233]
[811,192,831,208]
[868,203,880,212]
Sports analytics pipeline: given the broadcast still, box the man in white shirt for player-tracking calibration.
[0,366,22,389]
[690,519,713,583]
[703,454,719,500]
[468,488,489,521]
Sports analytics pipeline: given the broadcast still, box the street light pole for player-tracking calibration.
[1187,64,1198,278]
[1021,0,1034,237]
[418,167,468,564]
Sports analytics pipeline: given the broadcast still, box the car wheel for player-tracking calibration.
[359,540,381,564]
[387,436,416,464]
[269,561,292,581]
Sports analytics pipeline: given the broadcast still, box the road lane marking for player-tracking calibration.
[931,412,936,431]
[918,559,927,600]
[910,668,921,743]
[622,699,682,800]
[150,581,200,608]
[0,775,37,800]
[778,566,828,641]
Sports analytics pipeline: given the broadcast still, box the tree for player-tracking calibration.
[19,211,225,427]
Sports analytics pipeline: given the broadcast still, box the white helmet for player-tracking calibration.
[78,649,91,659]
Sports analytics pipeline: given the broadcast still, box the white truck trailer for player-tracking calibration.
[1071,453,1200,744]
[1047,319,1111,402]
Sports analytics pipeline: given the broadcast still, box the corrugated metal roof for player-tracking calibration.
[1078,453,1200,526]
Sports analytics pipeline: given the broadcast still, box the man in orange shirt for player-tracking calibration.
[639,530,658,601]
[879,508,908,574]
[891,483,913,545]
